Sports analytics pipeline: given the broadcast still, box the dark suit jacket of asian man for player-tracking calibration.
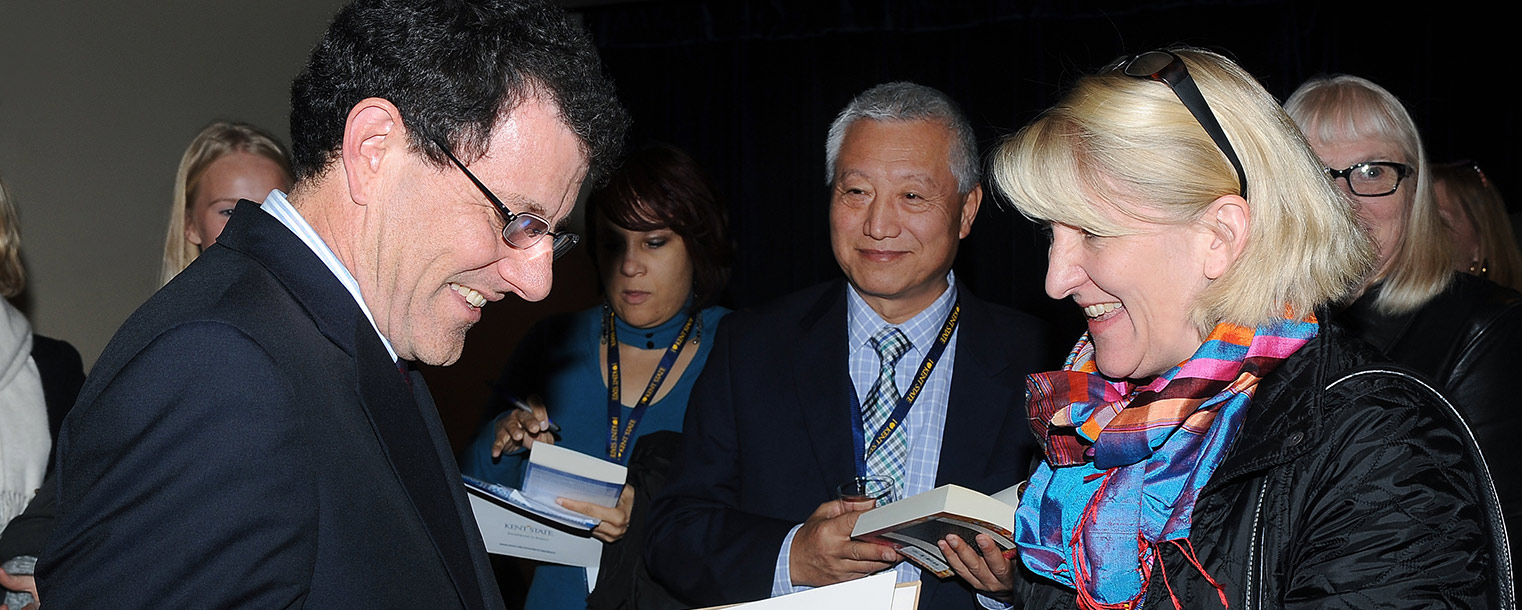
[645,279,1051,610]
[38,200,504,610]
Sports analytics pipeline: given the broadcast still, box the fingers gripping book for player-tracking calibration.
[849,483,1023,578]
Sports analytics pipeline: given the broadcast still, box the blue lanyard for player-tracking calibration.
[848,300,960,477]
[604,307,697,464]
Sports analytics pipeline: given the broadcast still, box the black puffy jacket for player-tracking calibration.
[1013,322,1513,609]
[1336,272,1522,581]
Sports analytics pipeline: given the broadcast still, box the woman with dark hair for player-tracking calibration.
[459,143,732,610]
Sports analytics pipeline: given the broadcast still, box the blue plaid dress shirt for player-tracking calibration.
[770,272,959,595]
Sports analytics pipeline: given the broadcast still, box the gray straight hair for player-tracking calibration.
[825,81,980,194]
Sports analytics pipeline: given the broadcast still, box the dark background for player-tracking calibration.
[424,0,1514,451]
[410,1,1510,605]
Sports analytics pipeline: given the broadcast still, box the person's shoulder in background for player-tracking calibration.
[30,334,86,455]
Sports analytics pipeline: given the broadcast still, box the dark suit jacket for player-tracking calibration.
[38,201,504,609]
[645,279,1051,609]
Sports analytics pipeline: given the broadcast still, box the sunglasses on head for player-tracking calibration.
[1104,49,1248,198]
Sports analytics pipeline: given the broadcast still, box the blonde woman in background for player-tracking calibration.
[161,121,293,285]
[1433,161,1522,292]
[1286,76,1522,586]
[0,177,86,610]
[943,47,1507,608]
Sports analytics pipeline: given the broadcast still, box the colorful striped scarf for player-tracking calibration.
[1014,314,1318,609]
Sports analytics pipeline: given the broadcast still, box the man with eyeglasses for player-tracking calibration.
[644,82,1050,610]
[37,0,626,607]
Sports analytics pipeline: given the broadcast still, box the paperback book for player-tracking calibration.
[463,442,628,568]
[849,483,1022,578]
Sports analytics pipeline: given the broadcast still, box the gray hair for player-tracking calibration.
[1284,74,1450,315]
[825,82,980,194]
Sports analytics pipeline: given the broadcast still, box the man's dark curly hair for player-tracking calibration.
[289,0,628,186]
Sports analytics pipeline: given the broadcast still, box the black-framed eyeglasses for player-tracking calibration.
[1326,161,1413,198]
[1105,49,1248,198]
[433,139,580,260]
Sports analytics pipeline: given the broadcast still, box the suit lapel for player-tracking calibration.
[792,282,859,493]
[353,331,489,610]
[221,205,490,610]
[794,282,1017,489]
[411,366,505,610]
[936,287,1015,487]
[214,201,361,342]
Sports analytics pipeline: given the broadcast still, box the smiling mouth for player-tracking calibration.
[858,249,906,262]
[1083,302,1122,319]
[449,282,487,308]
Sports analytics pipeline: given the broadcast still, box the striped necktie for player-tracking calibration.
[863,326,911,495]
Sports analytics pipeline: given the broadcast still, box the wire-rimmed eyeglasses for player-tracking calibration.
[1326,161,1413,198]
[433,139,580,260]
[1105,49,1249,198]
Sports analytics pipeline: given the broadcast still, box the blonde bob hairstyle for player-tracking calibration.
[162,121,292,286]
[1284,75,1449,315]
[0,178,26,298]
[992,47,1373,335]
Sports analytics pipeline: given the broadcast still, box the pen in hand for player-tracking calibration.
[508,395,561,434]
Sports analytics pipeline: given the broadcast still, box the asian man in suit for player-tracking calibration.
[36,0,627,607]
[643,82,1050,610]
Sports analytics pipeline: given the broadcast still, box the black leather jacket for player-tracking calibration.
[1336,272,1522,579]
[1012,322,1513,609]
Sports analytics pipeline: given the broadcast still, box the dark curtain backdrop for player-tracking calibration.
[429,0,1512,456]
[421,5,1510,605]
[577,0,1511,321]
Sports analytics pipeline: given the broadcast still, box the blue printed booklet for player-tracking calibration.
[464,477,602,568]
[463,475,602,530]
[463,442,627,531]
[464,443,628,572]
[520,441,627,512]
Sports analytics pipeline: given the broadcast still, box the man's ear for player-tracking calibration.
[958,184,983,239]
[341,97,407,207]
[1202,194,1249,280]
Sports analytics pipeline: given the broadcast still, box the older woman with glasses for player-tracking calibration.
[937,48,1509,609]
[1286,76,1522,581]
[458,143,732,610]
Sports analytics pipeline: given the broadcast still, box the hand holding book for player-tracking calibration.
[560,483,635,543]
[849,482,1024,582]
[464,443,631,568]
[938,530,1016,601]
